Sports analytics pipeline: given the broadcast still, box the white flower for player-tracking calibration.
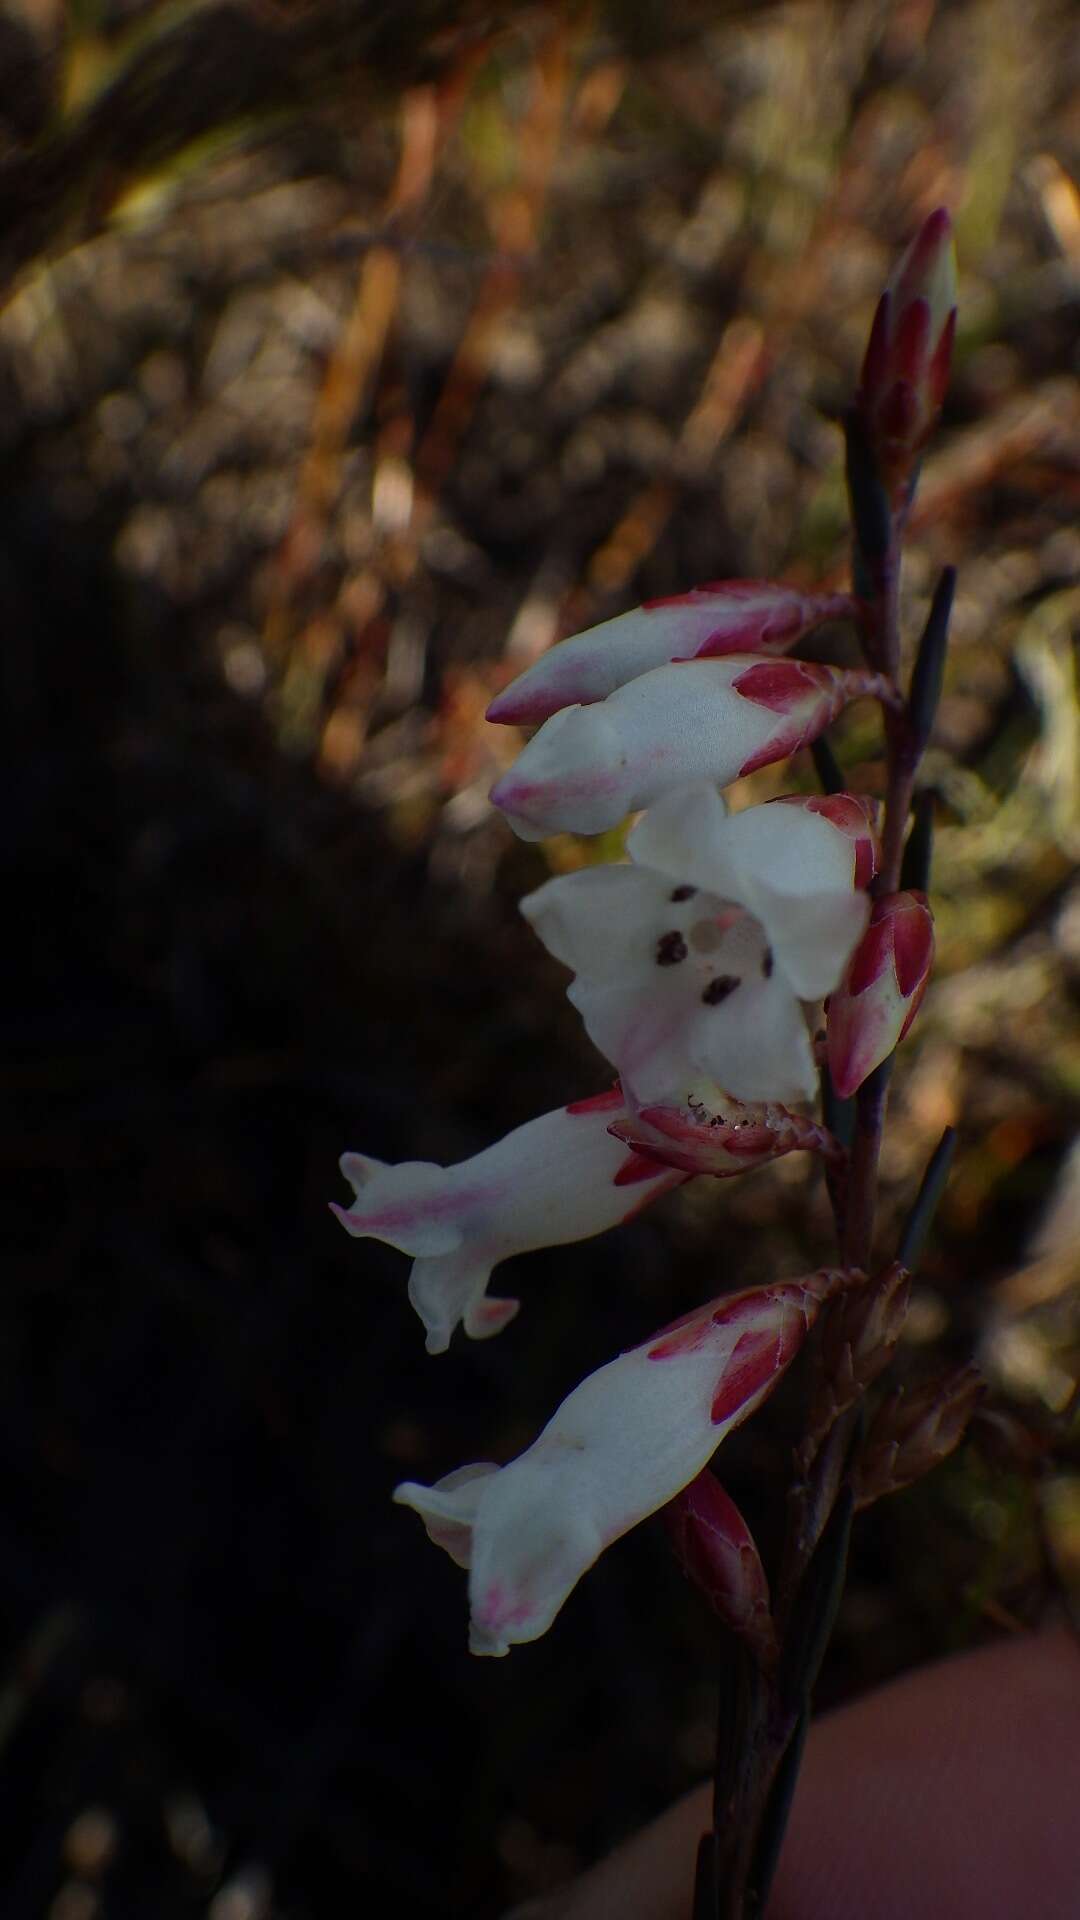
[486,582,855,725]
[521,783,876,1106]
[394,1268,857,1654]
[490,657,893,841]
[330,1091,685,1353]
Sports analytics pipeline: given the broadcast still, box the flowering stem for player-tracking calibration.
[711,511,925,1916]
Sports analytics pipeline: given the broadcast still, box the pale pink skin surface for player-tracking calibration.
[532,1629,1080,1920]
[486,584,854,726]
[331,1094,684,1352]
[394,1274,847,1654]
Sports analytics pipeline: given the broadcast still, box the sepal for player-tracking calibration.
[610,1085,843,1179]
[853,1363,983,1508]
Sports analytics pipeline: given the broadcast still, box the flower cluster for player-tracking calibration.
[334,212,952,1657]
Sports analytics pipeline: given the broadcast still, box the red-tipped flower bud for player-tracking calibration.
[663,1470,777,1667]
[856,208,958,495]
[826,890,934,1097]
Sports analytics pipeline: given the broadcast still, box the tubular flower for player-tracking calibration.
[610,1084,842,1178]
[521,781,875,1106]
[486,583,857,726]
[857,207,958,495]
[826,889,934,1097]
[394,1268,858,1655]
[330,1090,686,1354]
[490,658,898,841]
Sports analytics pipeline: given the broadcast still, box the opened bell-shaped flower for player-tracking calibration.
[490,658,897,841]
[522,782,876,1106]
[486,582,856,726]
[395,1268,858,1654]
[330,1090,685,1353]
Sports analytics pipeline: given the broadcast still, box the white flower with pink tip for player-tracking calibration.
[330,1092,685,1353]
[490,656,895,842]
[486,582,856,726]
[394,1268,857,1655]
[522,783,878,1107]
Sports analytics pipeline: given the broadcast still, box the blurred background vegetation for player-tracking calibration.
[2,0,1078,1914]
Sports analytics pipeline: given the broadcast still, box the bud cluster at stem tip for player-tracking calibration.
[856,207,958,499]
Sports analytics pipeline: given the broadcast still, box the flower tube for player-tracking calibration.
[486,582,856,726]
[395,1268,858,1654]
[330,1090,685,1353]
[490,657,896,841]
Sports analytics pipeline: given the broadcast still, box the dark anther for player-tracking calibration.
[702,974,739,1006]
[656,930,689,966]
[670,885,697,902]
[762,947,774,978]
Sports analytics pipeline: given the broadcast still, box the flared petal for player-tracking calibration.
[331,1093,685,1353]
[629,784,872,1000]
[395,1268,858,1654]
[521,865,673,983]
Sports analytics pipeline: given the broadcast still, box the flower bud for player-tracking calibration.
[486,583,857,726]
[854,1363,983,1508]
[826,890,934,1098]
[663,1471,777,1667]
[856,208,958,495]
